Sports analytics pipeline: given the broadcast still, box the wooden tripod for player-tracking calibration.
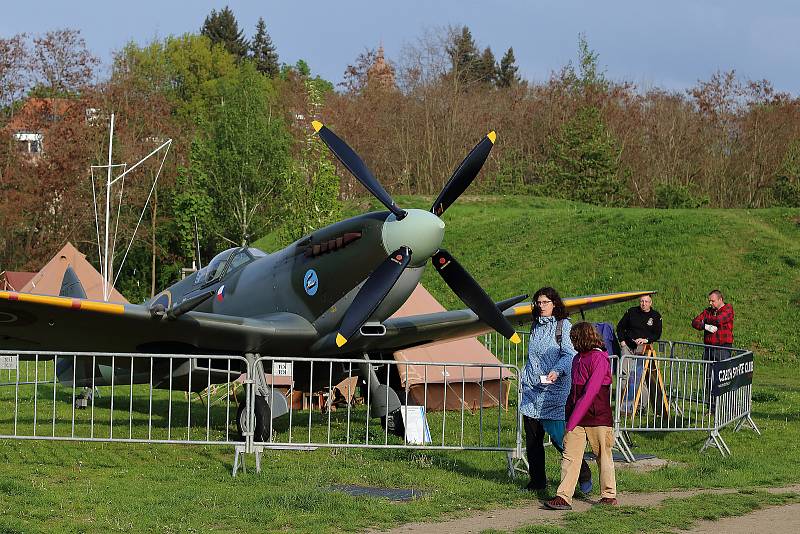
[631,344,669,416]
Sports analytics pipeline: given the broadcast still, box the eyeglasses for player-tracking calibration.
[536,300,553,306]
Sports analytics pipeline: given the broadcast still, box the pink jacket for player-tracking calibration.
[565,348,613,432]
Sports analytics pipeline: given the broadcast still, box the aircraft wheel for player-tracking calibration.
[236,395,271,442]
[380,408,405,438]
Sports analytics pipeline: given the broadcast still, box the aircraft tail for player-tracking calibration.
[59,266,87,299]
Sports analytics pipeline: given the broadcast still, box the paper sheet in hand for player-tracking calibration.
[400,406,432,445]
[539,375,553,385]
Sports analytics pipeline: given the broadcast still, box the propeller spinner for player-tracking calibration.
[312,123,519,347]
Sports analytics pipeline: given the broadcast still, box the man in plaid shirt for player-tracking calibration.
[691,289,734,360]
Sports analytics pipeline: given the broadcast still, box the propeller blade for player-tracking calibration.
[312,121,406,220]
[432,249,520,344]
[336,246,412,347]
[431,131,496,216]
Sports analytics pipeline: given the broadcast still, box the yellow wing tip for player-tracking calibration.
[312,120,323,132]
[336,333,348,347]
[487,131,497,144]
[510,333,521,344]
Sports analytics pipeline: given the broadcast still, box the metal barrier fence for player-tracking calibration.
[0,337,760,476]
[0,350,526,476]
[481,332,760,458]
[614,343,759,458]
[0,351,249,446]
[241,356,525,475]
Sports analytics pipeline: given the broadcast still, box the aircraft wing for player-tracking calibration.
[0,291,317,355]
[345,290,655,355]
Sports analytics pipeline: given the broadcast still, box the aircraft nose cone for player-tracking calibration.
[382,209,445,266]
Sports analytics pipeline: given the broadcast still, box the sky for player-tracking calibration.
[3,0,800,95]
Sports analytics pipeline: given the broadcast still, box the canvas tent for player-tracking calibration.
[20,242,128,303]
[390,284,514,412]
[1,271,35,291]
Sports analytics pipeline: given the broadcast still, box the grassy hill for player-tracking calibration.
[256,195,800,361]
[0,196,797,533]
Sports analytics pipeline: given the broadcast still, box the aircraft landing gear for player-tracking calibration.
[236,353,289,442]
[381,408,405,437]
[236,394,271,442]
[75,387,99,409]
[359,354,405,438]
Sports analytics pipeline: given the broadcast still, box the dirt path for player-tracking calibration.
[366,485,800,534]
[687,503,800,533]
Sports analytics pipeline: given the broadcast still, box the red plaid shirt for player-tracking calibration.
[692,303,734,345]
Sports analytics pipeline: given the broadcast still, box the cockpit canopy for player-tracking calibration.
[194,247,266,285]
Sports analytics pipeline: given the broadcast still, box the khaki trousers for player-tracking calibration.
[556,425,617,504]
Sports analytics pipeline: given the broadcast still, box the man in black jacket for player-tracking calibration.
[617,295,663,413]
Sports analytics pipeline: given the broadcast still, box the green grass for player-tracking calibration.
[0,353,797,532]
[256,195,800,361]
[0,196,797,532]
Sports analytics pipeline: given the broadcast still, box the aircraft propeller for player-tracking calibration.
[431,132,496,216]
[431,249,521,343]
[312,122,520,347]
[336,247,411,347]
[312,121,406,221]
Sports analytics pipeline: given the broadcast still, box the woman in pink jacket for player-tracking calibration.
[544,322,618,510]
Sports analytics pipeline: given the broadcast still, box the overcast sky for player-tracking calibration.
[4,0,800,94]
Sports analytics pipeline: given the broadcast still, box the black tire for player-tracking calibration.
[236,395,271,442]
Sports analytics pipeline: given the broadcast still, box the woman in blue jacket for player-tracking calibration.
[520,287,591,492]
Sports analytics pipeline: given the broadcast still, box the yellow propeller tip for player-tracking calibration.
[510,333,521,344]
[312,120,323,132]
[487,131,497,144]
[336,333,348,347]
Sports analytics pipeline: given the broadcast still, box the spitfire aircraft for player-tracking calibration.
[0,121,652,437]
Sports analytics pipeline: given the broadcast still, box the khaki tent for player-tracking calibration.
[390,284,514,412]
[20,242,128,303]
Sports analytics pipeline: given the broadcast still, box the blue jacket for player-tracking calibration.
[520,316,577,420]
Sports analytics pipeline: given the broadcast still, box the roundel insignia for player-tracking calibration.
[303,269,319,296]
[0,307,36,327]
[216,285,225,302]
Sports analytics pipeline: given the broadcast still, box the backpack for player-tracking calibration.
[532,318,565,345]
[594,322,621,355]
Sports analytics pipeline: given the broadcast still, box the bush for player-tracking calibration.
[654,183,709,209]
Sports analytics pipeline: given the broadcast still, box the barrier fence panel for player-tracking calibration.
[0,351,249,449]
[246,356,524,474]
[615,347,759,457]
[481,330,529,368]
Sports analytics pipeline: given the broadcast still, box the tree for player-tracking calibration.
[112,34,238,121]
[173,144,213,262]
[497,47,521,88]
[190,62,292,246]
[0,98,99,269]
[31,29,98,96]
[200,6,249,60]
[476,46,497,85]
[446,26,480,86]
[556,33,608,96]
[282,71,340,241]
[340,48,378,94]
[0,34,30,112]
[772,139,800,207]
[539,106,629,206]
[250,17,279,77]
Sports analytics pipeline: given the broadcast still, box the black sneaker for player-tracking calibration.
[525,481,546,491]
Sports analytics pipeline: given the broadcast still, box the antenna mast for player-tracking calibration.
[91,114,172,301]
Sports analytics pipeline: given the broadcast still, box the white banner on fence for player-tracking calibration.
[0,355,17,370]
[401,406,432,445]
